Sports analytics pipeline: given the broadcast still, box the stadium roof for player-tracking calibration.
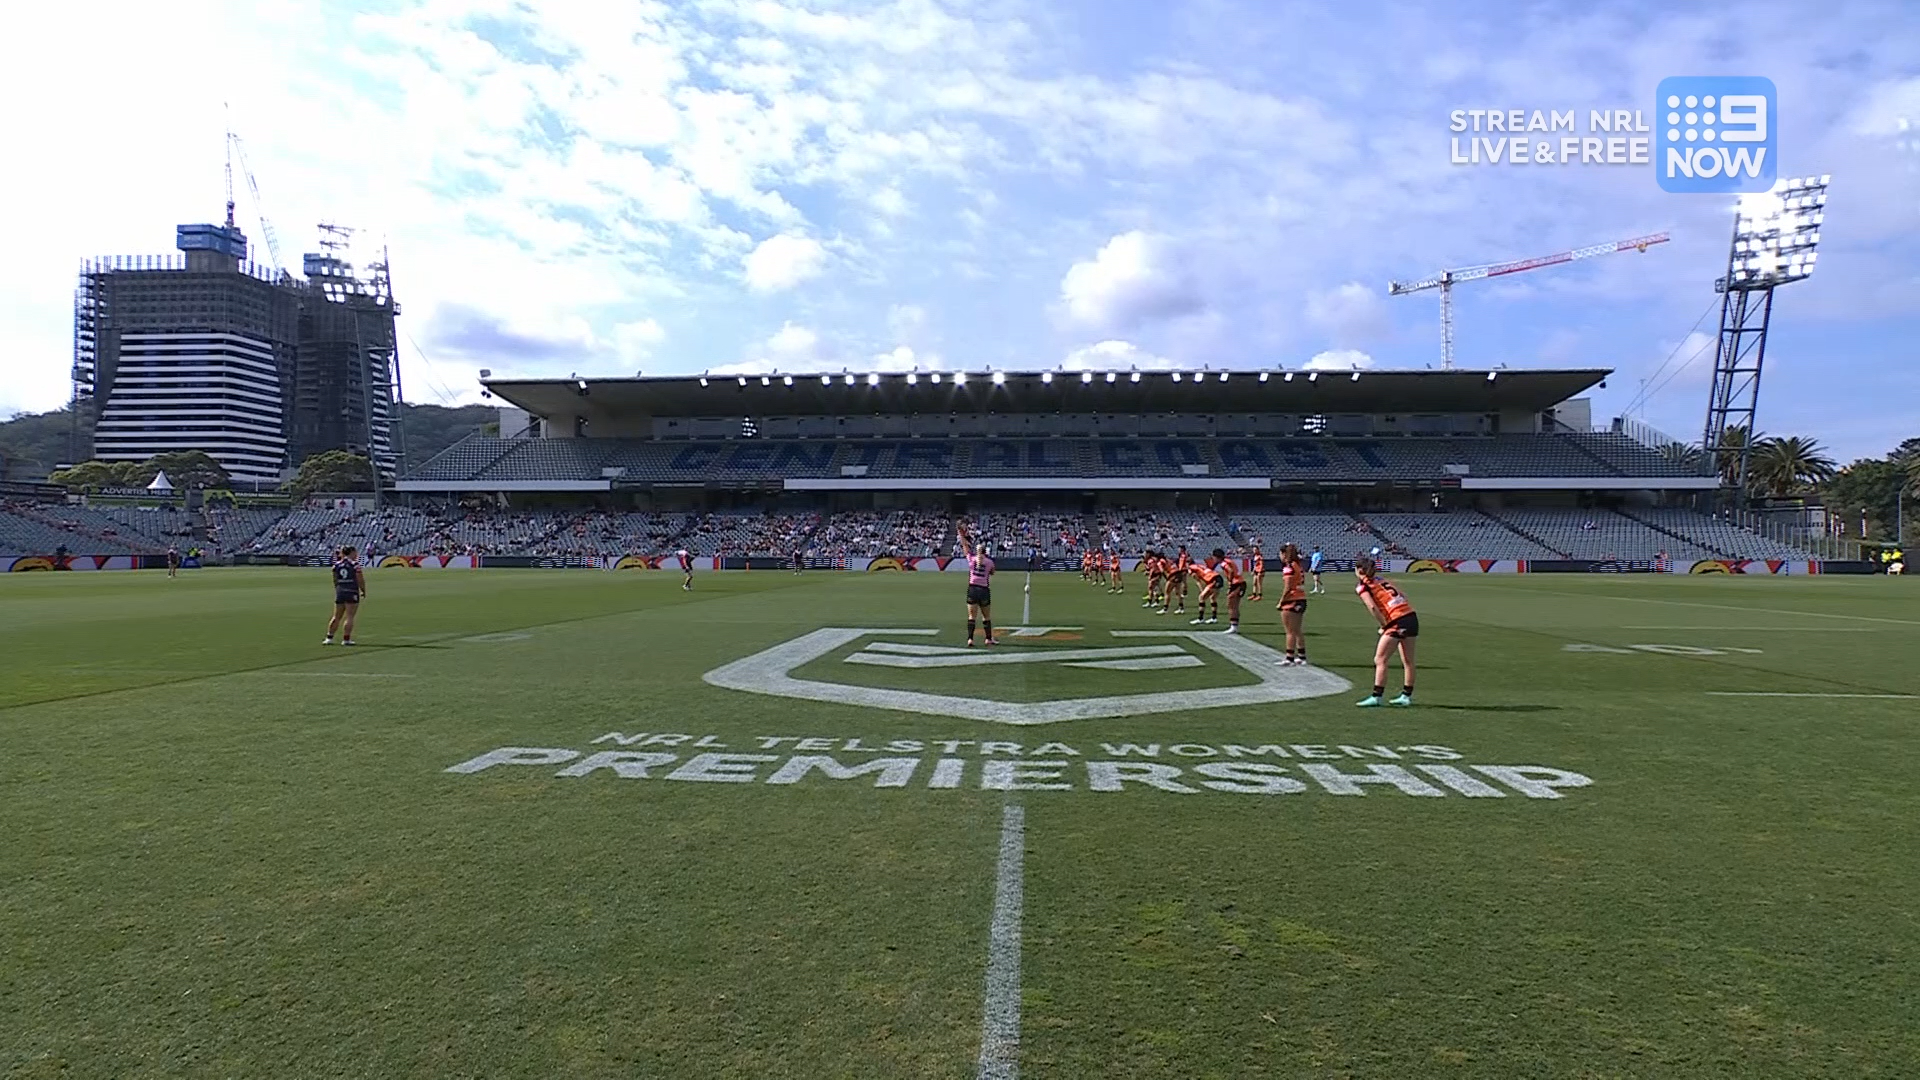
[485,368,1610,418]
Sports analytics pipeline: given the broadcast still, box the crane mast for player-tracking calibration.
[1389,232,1669,369]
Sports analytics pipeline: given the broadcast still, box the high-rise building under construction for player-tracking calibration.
[73,221,400,484]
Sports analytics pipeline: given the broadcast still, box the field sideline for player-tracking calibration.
[3,567,1917,1078]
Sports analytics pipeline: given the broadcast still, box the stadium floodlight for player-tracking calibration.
[1041,371,1054,383]
[1218,371,1229,382]
[821,374,831,385]
[1171,372,1182,382]
[782,375,794,386]
[1308,372,1318,382]
[844,373,855,385]
[1284,372,1294,382]
[737,376,748,386]
[992,371,1005,385]
[1258,371,1269,382]
[1486,371,1497,382]
[760,375,771,386]
[1350,371,1361,382]
[1105,371,1116,383]
[1129,371,1140,383]
[906,372,918,385]
[699,377,709,387]
[954,371,967,385]
[929,372,941,384]
[867,373,880,386]
[1723,176,1829,290]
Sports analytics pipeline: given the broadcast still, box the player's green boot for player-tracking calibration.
[1389,693,1413,707]
[1356,694,1383,707]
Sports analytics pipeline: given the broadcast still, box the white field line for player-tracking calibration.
[1065,655,1206,671]
[1519,590,1920,627]
[976,803,1026,1080]
[846,644,1186,669]
[1620,626,1875,632]
[253,671,417,678]
[1705,691,1916,699]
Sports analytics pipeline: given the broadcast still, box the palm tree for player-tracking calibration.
[1708,425,1757,487]
[1658,441,1704,470]
[1751,435,1837,498]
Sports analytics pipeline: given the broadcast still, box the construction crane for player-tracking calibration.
[224,108,285,276]
[1389,232,1669,369]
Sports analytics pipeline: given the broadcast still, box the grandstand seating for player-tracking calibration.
[0,499,1824,561]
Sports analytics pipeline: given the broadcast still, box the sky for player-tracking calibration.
[1,0,1914,461]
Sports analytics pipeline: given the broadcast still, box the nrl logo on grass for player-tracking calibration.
[703,627,1351,726]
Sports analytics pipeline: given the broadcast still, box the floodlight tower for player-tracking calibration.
[1701,175,1829,496]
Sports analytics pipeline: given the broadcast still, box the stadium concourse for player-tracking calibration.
[0,367,1847,567]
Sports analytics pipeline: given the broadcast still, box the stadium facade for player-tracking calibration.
[72,223,399,483]
[402,368,1713,498]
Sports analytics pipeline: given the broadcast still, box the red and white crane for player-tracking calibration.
[1388,232,1669,369]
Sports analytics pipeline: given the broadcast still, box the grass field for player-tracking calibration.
[3,566,1918,1078]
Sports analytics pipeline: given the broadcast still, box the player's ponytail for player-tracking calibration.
[1354,555,1377,577]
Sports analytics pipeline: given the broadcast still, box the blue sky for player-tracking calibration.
[2,0,1914,460]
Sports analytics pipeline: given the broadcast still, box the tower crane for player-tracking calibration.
[224,108,285,276]
[1388,232,1669,369]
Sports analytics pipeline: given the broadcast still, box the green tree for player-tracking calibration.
[47,459,145,489]
[285,451,376,496]
[1821,457,1906,541]
[144,450,231,489]
[1750,435,1836,498]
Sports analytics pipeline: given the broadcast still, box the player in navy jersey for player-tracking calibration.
[322,546,367,646]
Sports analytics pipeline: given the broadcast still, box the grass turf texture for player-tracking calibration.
[2,567,1916,1078]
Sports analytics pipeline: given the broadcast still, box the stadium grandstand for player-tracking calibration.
[0,368,1862,566]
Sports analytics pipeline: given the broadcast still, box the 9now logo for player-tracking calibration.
[1655,76,1777,193]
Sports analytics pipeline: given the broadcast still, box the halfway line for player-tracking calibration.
[977,803,1026,1080]
[1706,691,1916,699]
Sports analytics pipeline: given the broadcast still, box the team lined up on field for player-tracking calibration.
[1073,538,1419,708]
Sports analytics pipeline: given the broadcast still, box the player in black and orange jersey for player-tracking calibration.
[1105,550,1122,594]
[1275,542,1309,665]
[1352,555,1416,707]
[1188,556,1220,625]
[1141,550,1162,607]
[1162,545,1192,615]
[1208,548,1245,633]
[1248,544,1265,601]
[322,546,367,646]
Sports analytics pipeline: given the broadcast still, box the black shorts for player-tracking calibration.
[966,584,991,607]
[1228,580,1247,597]
[1280,599,1307,614]
[334,590,361,606]
[1382,612,1419,638]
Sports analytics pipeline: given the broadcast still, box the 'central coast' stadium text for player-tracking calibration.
[448,733,1595,800]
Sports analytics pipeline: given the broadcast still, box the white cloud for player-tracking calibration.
[1303,282,1389,344]
[886,303,927,340]
[612,319,666,363]
[1303,349,1374,371]
[764,321,820,363]
[872,345,940,371]
[743,234,827,293]
[1057,231,1205,332]
[1061,340,1178,371]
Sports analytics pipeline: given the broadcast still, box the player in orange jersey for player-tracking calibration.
[1275,542,1309,665]
[1352,555,1416,707]
[1161,545,1191,615]
[1208,548,1245,632]
[1107,549,1124,593]
[1249,545,1266,601]
[1188,557,1220,625]
[1142,550,1162,607]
